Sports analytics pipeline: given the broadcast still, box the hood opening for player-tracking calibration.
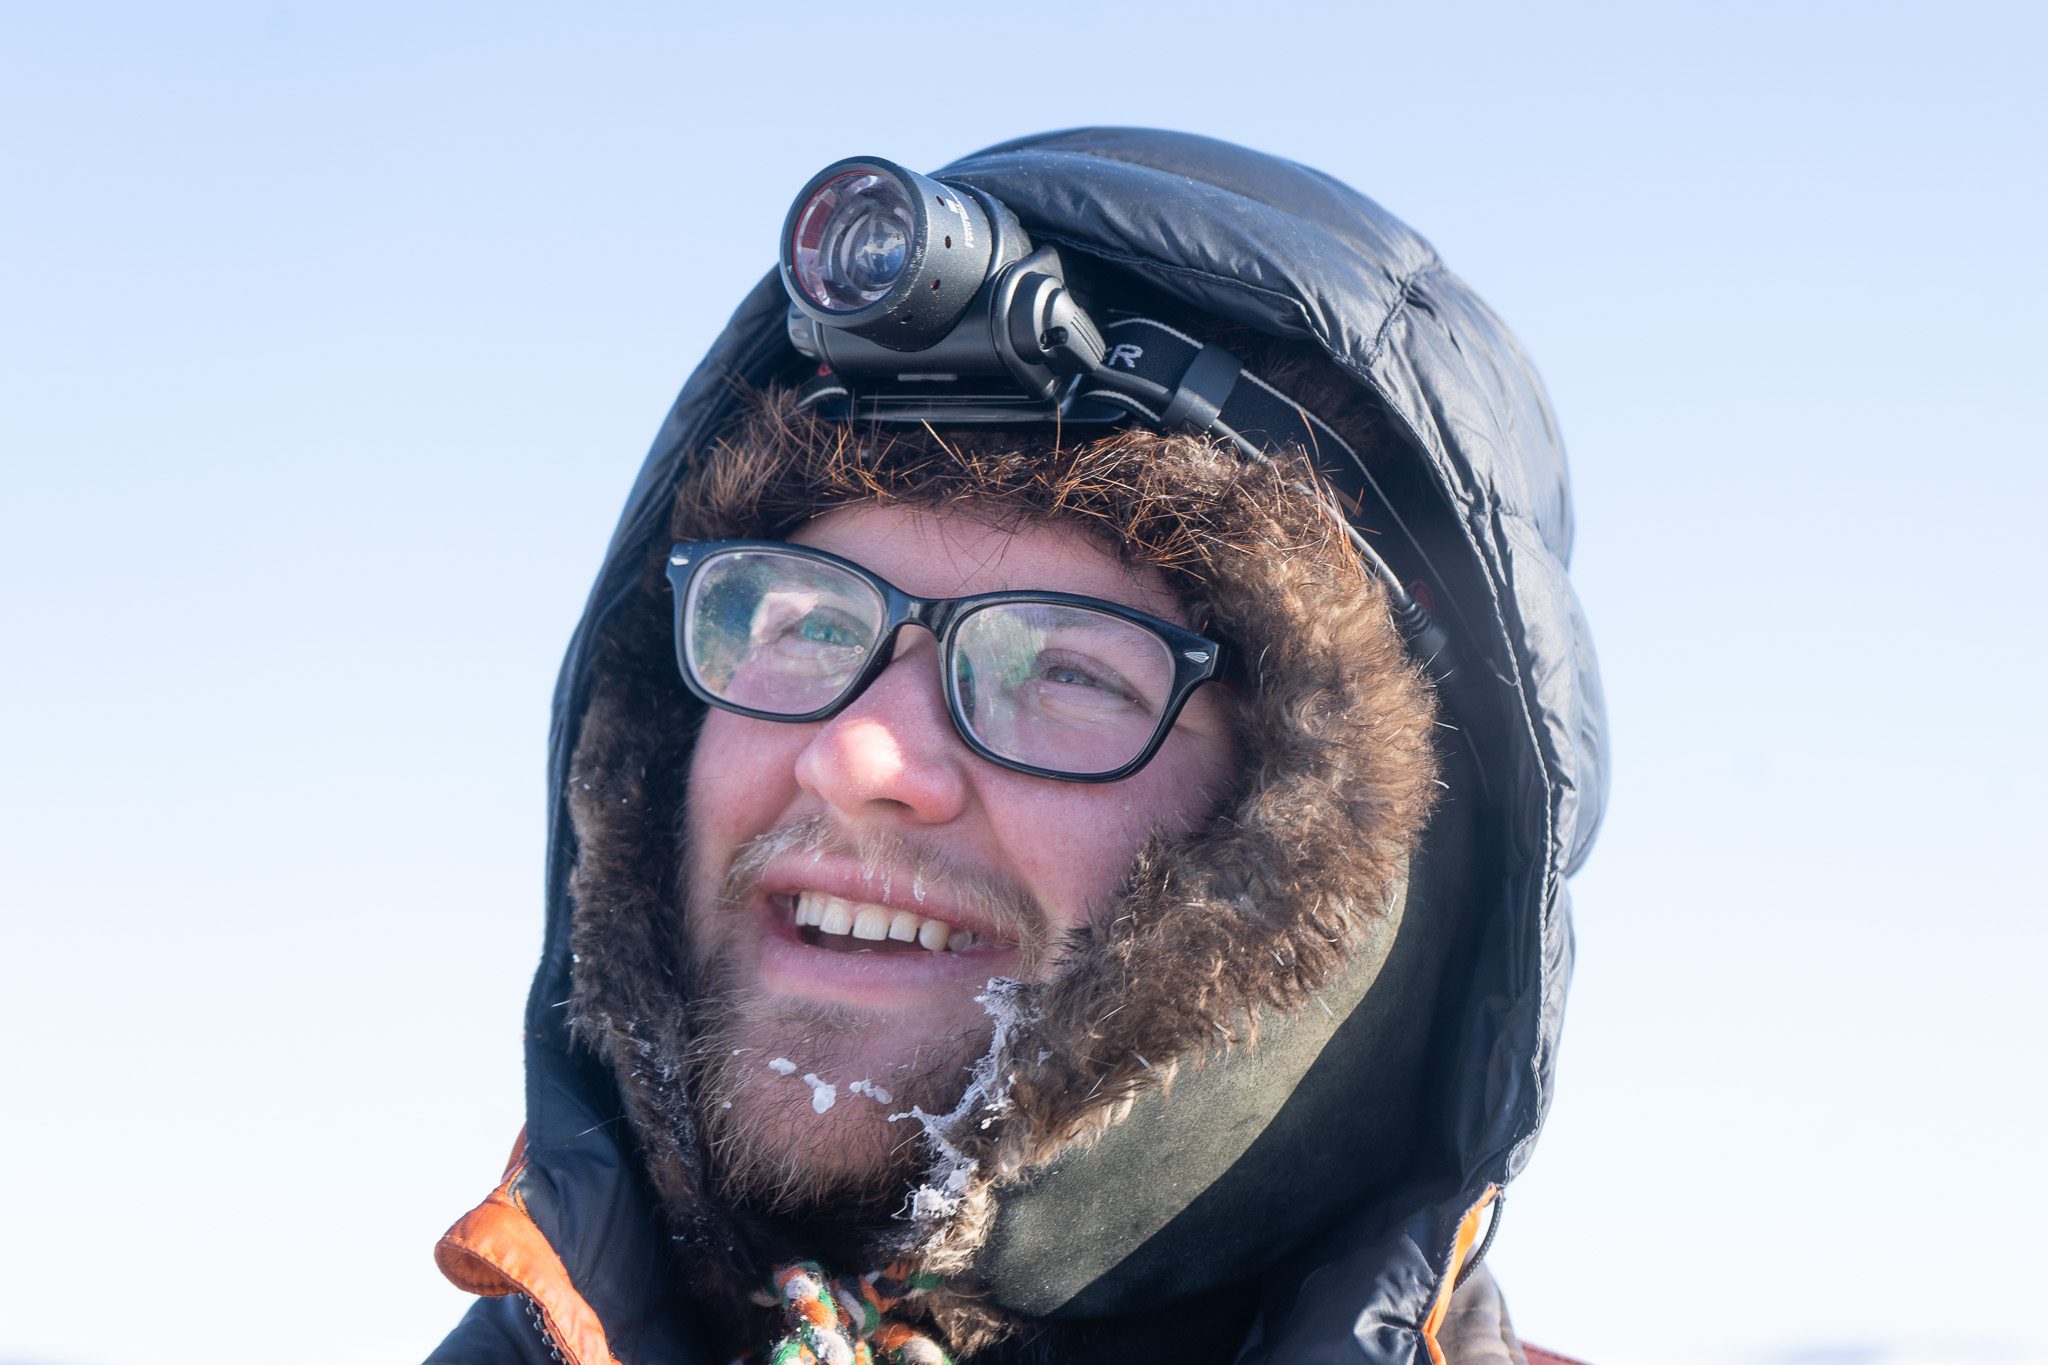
[561,386,1449,1354]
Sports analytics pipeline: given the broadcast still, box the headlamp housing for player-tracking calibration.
[780,158,1004,350]
[778,156,1105,412]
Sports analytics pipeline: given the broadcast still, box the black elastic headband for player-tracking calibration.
[793,312,1455,675]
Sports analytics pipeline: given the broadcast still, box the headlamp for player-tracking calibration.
[779,156,1105,412]
[773,153,1460,723]
[781,159,1001,346]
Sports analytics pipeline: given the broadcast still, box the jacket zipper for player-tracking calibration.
[523,1293,571,1365]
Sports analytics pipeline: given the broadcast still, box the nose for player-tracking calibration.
[793,632,970,825]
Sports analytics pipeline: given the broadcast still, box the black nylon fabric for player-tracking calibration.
[432,128,1605,1365]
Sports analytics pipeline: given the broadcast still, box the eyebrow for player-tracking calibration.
[995,601,1174,634]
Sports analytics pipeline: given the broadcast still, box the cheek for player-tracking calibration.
[685,711,806,906]
[996,754,1234,937]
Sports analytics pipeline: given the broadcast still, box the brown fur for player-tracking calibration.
[563,385,1442,1355]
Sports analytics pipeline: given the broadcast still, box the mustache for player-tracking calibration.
[714,813,1051,971]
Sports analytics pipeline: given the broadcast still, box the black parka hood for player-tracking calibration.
[433,128,1606,1365]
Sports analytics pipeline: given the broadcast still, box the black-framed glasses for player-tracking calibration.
[664,539,1227,782]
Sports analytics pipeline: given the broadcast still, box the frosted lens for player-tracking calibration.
[952,603,1176,775]
[684,550,885,715]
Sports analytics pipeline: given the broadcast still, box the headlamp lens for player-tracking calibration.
[788,170,915,312]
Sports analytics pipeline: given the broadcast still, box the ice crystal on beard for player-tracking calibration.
[894,977,1030,1224]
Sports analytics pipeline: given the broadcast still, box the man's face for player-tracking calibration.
[682,503,1238,1210]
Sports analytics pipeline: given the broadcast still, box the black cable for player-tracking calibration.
[1074,354,1441,639]
[1453,1190,1504,1290]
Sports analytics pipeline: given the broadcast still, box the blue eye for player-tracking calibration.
[1042,662,1103,687]
[1031,651,1141,707]
[796,613,861,647]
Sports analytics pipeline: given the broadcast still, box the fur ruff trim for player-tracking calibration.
[563,391,1442,1353]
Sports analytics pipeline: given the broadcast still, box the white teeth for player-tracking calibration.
[818,898,854,936]
[792,891,979,952]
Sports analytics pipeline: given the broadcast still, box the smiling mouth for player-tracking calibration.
[782,890,986,954]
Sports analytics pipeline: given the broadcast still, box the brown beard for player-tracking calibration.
[678,976,988,1222]
[679,816,1050,1221]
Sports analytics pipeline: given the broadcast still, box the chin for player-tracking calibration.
[686,992,988,1218]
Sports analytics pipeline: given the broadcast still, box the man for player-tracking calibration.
[431,129,1606,1365]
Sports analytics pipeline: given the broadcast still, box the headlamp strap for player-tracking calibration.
[1156,337,1241,432]
[787,308,1464,740]
[1079,315,1454,667]
[1074,316,1364,474]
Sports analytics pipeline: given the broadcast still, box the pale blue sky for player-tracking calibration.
[3,4,2044,1362]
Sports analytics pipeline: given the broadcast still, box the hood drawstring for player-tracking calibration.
[763,1261,951,1365]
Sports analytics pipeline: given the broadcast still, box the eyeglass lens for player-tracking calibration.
[682,548,1179,776]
